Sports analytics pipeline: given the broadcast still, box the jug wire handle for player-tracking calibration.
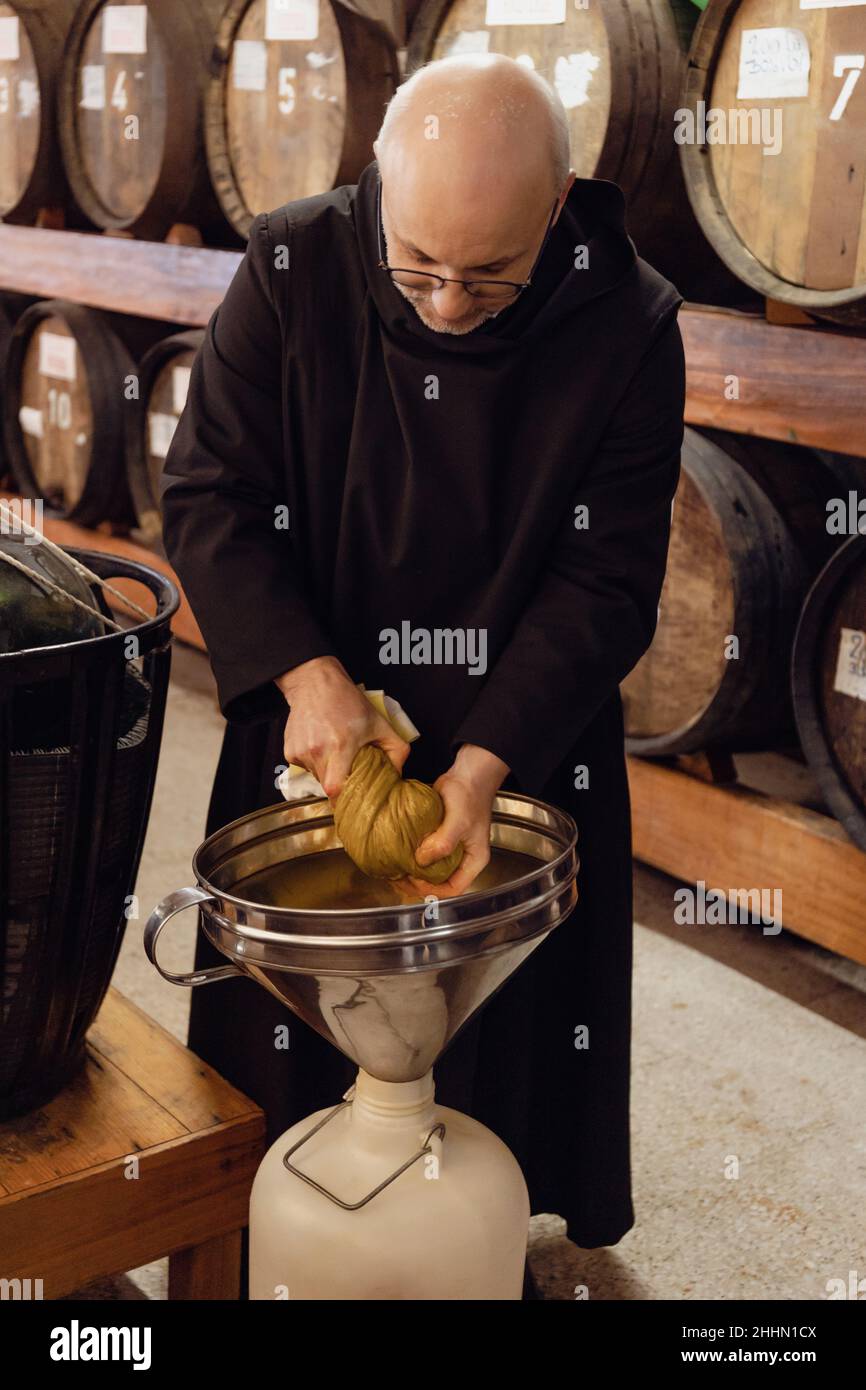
[282,1094,447,1211]
[143,886,243,987]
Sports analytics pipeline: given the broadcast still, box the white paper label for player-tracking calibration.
[19,406,43,439]
[554,51,600,109]
[0,15,20,61]
[737,28,811,100]
[17,78,39,118]
[172,366,192,415]
[103,5,148,55]
[266,0,319,42]
[833,627,866,701]
[38,333,77,382]
[80,64,106,111]
[232,39,267,91]
[444,30,491,57]
[148,412,177,460]
[801,0,866,9]
[485,0,566,25]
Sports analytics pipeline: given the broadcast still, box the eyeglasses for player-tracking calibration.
[376,176,559,302]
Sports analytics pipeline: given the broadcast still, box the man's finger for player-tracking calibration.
[377,732,412,774]
[319,747,357,801]
[439,843,489,897]
[414,813,466,866]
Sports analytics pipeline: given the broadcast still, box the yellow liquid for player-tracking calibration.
[236,846,542,911]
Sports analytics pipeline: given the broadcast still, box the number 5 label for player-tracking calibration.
[830,53,864,121]
[278,66,296,115]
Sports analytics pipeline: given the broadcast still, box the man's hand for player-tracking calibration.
[275,656,410,800]
[400,743,510,898]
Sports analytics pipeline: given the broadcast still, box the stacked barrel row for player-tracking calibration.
[404,0,866,321]
[2,0,864,312]
[0,294,201,546]
[0,0,400,243]
[619,429,866,853]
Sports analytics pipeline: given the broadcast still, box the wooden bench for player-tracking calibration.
[0,988,265,1299]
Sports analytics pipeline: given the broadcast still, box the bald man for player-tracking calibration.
[161,54,685,1278]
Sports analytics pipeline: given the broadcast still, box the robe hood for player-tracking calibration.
[354,159,639,356]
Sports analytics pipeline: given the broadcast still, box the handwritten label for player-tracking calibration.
[38,333,77,382]
[172,366,192,415]
[444,31,491,56]
[833,627,866,701]
[80,65,106,111]
[148,412,178,460]
[232,39,267,91]
[266,0,319,42]
[19,406,43,439]
[800,0,866,9]
[103,5,148,55]
[737,28,811,100]
[554,51,600,108]
[17,78,39,118]
[485,0,565,24]
[0,15,20,62]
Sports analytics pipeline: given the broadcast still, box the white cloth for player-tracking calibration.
[278,688,420,802]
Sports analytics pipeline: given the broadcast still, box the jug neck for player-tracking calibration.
[351,1068,436,1131]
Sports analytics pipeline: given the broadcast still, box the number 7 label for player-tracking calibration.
[829,53,864,121]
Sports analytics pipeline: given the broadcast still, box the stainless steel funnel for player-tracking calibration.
[144,792,578,1083]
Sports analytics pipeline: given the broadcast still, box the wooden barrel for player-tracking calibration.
[0,296,15,486]
[57,0,239,243]
[682,0,866,325]
[127,329,204,547]
[793,536,866,850]
[206,0,400,238]
[405,0,746,303]
[0,0,84,225]
[2,299,138,526]
[621,430,866,755]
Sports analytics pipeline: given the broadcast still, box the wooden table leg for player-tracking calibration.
[169,1229,244,1300]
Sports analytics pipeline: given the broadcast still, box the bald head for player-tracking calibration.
[374,54,571,203]
[372,56,575,335]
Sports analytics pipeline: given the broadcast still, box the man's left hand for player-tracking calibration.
[397,743,510,899]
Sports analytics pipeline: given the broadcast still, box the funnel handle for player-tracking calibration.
[143,886,243,987]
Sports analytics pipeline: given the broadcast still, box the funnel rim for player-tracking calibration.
[192,790,578,922]
[200,904,572,976]
[198,869,576,956]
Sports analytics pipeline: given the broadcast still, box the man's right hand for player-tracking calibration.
[275,656,410,801]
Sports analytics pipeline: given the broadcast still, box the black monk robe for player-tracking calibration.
[160,159,685,1250]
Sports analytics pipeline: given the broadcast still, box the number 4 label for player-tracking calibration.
[111,69,128,112]
[830,54,864,120]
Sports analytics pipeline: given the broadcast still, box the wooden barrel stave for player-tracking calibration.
[0,0,86,226]
[3,299,138,527]
[793,535,866,849]
[58,0,239,243]
[206,0,399,239]
[620,428,850,755]
[127,328,204,547]
[681,0,866,324]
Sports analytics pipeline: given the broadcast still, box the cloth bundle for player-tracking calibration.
[277,686,463,884]
[334,744,463,885]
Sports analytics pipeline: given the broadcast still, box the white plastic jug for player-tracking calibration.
[249,1067,529,1300]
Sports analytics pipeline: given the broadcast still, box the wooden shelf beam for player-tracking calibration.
[0,225,241,327]
[627,754,866,966]
[0,226,865,453]
[679,306,866,457]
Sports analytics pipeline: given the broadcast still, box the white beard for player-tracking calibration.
[393,280,505,335]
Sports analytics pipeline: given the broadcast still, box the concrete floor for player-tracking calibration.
[65,645,866,1302]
